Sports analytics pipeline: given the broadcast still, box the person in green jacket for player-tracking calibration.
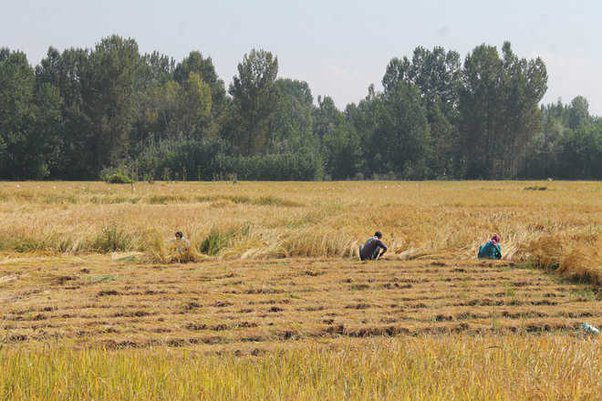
[478,234,502,259]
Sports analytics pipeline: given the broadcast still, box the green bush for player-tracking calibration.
[92,226,135,252]
[102,169,134,184]
[133,137,225,180]
[200,228,234,256]
[217,151,323,181]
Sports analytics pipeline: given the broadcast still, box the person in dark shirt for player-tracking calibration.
[360,231,388,260]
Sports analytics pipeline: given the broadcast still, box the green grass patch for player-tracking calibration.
[254,196,301,207]
[89,274,119,283]
[194,194,301,207]
[147,194,188,204]
[200,228,235,256]
[571,288,597,301]
[92,226,135,252]
[13,238,50,253]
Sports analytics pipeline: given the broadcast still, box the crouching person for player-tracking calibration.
[171,231,190,251]
[169,231,194,262]
[478,234,502,260]
[360,231,388,261]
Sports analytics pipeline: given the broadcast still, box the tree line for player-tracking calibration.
[1,36,600,181]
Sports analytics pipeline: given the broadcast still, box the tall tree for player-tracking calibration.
[523,102,567,178]
[459,42,547,178]
[131,51,175,145]
[0,49,38,178]
[32,82,63,176]
[174,51,227,120]
[314,96,362,179]
[36,47,91,177]
[377,82,431,178]
[346,85,382,176]
[568,96,590,130]
[228,49,279,155]
[498,42,547,176]
[271,78,315,152]
[383,46,461,114]
[81,35,141,172]
[172,72,213,139]
[383,46,462,177]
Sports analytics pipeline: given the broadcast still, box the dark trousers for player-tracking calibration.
[360,246,380,261]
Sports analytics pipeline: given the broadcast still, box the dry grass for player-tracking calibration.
[0,181,599,281]
[522,231,601,285]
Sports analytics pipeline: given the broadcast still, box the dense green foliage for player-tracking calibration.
[1,36,599,180]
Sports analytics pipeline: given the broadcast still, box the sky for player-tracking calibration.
[2,0,601,114]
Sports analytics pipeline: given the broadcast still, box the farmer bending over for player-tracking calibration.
[171,231,191,253]
[478,233,502,260]
[360,231,388,261]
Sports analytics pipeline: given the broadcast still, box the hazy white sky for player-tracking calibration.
[2,0,600,114]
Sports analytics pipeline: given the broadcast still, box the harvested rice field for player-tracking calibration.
[0,181,600,400]
[1,256,600,350]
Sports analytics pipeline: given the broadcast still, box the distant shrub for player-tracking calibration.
[217,151,323,181]
[130,136,324,181]
[101,169,134,184]
[133,137,225,180]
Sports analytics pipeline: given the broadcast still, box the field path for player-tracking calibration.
[1,256,600,353]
